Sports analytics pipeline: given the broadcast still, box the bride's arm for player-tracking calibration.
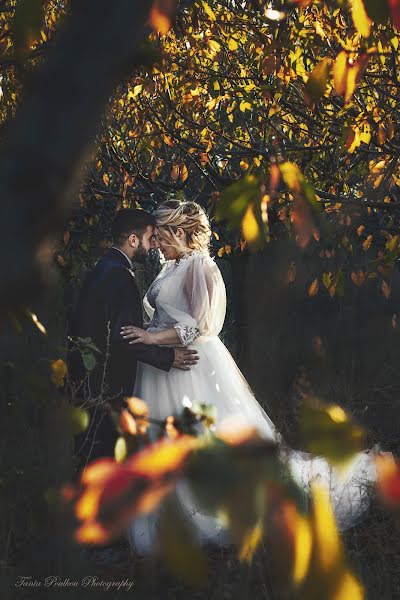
[121,325,181,345]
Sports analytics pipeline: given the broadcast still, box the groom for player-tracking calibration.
[67,208,199,469]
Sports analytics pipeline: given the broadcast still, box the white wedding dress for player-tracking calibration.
[127,251,380,555]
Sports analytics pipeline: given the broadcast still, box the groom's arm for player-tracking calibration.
[108,269,175,371]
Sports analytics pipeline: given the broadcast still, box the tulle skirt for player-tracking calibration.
[127,335,379,555]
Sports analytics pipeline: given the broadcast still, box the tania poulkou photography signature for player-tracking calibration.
[15,575,135,591]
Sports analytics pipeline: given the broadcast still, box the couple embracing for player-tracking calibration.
[68,199,381,556]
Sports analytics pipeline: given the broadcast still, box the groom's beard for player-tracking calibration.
[132,240,147,263]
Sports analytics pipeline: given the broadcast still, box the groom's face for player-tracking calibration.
[132,225,156,262]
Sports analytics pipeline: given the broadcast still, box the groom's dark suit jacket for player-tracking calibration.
[67,248,175,467]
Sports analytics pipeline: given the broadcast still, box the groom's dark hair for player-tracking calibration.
[111,208,155,246]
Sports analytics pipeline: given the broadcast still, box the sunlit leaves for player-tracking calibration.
[242,203,259,245]
[50,359,67,388]
[308,278,319,297]
[124,396,150,434]
[64,435,201,545]
[333,52,369,104]
[350,0,372,38]
[149,0,176,35]
[299,399,366,466]
[238,519,263,563]
[304,57,331,106]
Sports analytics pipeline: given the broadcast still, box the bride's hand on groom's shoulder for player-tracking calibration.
[172,347,199,371]
[120,325,155,345]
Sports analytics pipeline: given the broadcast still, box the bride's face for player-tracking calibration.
[155,227,187,260]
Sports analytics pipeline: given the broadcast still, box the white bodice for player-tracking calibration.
[143,251,226,345]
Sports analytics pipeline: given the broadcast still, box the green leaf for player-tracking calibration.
[304,58,331,106]
[82,351,96,371]
[69,407,89,435]
[215,174,259,230]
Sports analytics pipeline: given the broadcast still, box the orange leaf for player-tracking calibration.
[308,278,319,297]
[119,409,138,436]
[376,454,400,507]
[149,0,175,35]
[129,435,198,478]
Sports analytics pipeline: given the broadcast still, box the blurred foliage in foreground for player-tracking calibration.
[59,394,400,597]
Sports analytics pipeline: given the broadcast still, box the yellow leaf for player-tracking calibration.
[333,51,348,97]
[311,482,341,572]
[292,510,313,585]
[208,39,221,53]
[268,103,280,117]
[350,0,372,38]
[228,37,239,51]
[114,437,127,463]
[242,203,259,244]
[359,123,371,144]
[238,520,263,564]
[202,1,216,20]
[332,571,364,600]
[308,278,319,297]
[240,100,252,112]
[280,162,303,192]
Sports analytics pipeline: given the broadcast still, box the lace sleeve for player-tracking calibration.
[173,323,200,345]
[154,252,227,339]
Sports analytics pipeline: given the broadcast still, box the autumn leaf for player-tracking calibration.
[50,359,67,387]
[241,203,260,246]
[304,58,331,106]
[171,164,180,180]
[149,0,176,35]
[308,278,319,297]
[376,454,400,507]
[299,399,366,466]
[350,0,372,37]
[334,52,369,104]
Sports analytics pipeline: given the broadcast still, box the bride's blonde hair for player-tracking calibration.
[153,199,211,254]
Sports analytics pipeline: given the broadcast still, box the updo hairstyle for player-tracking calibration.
[153,199,211,255]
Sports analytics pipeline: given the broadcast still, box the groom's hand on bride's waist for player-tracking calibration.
[172,347,199,370]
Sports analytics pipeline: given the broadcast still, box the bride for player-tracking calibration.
[121,199,380,555]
